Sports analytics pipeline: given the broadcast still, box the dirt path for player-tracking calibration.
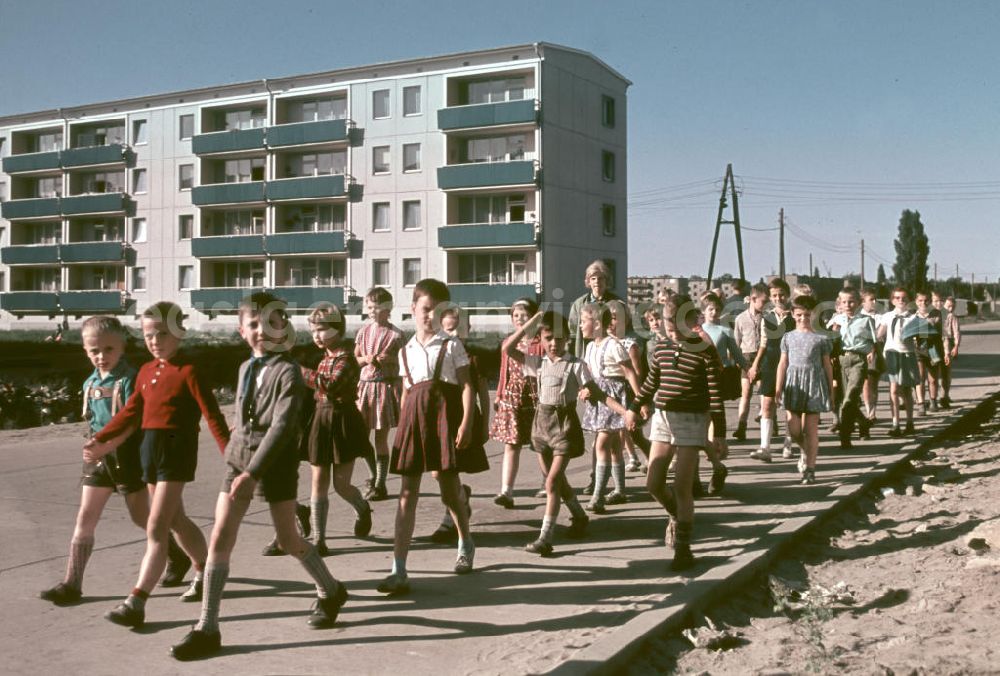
[630,406,1000,675]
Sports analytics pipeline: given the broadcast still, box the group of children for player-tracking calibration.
[39,267,962,660]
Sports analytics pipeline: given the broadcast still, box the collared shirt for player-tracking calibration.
[583,336,630,379]
[82,360,137,434]
[522,352,594,407]
[830,312,876,354]
[878,310,916,354]
[398,331,469,389]
[302,346,359,404]
[701,322,746,368]
[733,308,762,354]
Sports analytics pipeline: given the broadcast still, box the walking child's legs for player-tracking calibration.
[122,487,151,529]
[737,374,753,428]
[373,428,391,490]
[192,492,252,634]
[58,486,113,591]
[331,461,368,515]
[391,474,422,574]
[133,481,203,595]
[803,413,820,468]
[310,464,331,546]
[590,431,615,505]
[437,470,472,549]
[786,411,804,449]
[645,441,674,512]
[670,446,700,569]
[759,395,776,450]
[500,443,521,496]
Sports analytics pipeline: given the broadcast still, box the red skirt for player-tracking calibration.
[390,380,489,476]
[308,400,373,466]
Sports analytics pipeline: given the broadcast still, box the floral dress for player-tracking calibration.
[489,336,542,445]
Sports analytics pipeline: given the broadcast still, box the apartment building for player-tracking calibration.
[0,43,629,329]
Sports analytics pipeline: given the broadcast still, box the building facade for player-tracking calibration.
[0,43,629,329]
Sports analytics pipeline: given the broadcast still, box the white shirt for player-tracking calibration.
[398,331,469,389]
[878,310,916,354]
[583,336,630,379]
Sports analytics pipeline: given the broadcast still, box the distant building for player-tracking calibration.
[627,275,687,305]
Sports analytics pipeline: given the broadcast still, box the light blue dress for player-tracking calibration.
[780,331,831,413]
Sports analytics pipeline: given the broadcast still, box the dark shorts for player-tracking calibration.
[758,353,780,398]
[885,351,919,388]
[742,353,758,382]
[220,457,298,503]
[140,428,199,484]
[531,405,585,458]
[81,437,145,494]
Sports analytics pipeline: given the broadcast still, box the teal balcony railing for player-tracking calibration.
[267,119,349,147]
[265,231,346,255]
[447,283,537,307]
[191,235,265,258]
[2,151,61,174]
[1,197,62,220]
[61,193,130,216]
[192,128,266,155]
[59,290,131,313]
[191,287,264,313]
[438,99,538,130]
[191,182,266,206]
[0,291,61,314]
[438,222,537,249]
[437,160,537,190]
[266,175,346,201]
[61,144,127,168]
[1,245,61,265]
[269,286,344,308]
[60,241,130,264]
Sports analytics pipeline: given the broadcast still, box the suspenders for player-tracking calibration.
[82,380,124,422]
[400,338,451,389]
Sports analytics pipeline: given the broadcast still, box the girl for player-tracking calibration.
[84,302,230,628]
[748,278,795,462]
[303,303,374,556]
[580,302,641,512]
[775,295,833,484]
[354,287,404,501]
[610,300,650,473]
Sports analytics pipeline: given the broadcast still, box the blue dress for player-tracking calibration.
[780,331,831,413]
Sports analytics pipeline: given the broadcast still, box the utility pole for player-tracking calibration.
[972,272,976,299]
[934,262,937,282]
[779,208,786,280]
[860,239,865,291]
[809,252,813,280]
[706,163,746,286]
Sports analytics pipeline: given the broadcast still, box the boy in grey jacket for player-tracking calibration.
[171,292,348,661]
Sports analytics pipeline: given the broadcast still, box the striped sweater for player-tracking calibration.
[630,337,726,434]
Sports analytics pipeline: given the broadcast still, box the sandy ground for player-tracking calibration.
[631,407,1000,675]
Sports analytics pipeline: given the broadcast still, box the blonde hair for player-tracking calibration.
[791,283,814,300]
[583,259,612,286]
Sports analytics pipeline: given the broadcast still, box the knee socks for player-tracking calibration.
[65,536,94,590]
[375,456,389,489]
[195,562,229,633]
[539,517,555,543]
[311,497,329,544]
[299,544,338,598]
[760,417,773,451]
[592,463,609,501]
[612,462,626,494]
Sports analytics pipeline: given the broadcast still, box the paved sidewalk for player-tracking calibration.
[2,322,998,675]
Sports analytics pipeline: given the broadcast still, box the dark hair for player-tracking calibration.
[308,302,346,334]
[510,296,539,316]
[238,291,288,320]
[81,315,128,339]
[731,278,749,295]
[581,302,612,330]
[365,287,393,307]
[664,293,699,329]
[838,287,860,302]
[768,278,791,295]
[539,310,570,338]
[412,278,450,304]
[792,295,818,312]
[700,292,723,312]
[142,301,187,335]
[751,283,769,298]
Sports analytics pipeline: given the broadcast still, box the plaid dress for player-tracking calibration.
[390,338,489,476]
[489,335,542,445]
[355,322,404,430]
[303,347,373,465]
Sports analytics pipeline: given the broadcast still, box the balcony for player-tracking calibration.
[265,231,346,255]
[1,197,61,220]
[438,99,538,131]
[437,160,537,190]
[192,128,266,155]
[60,241,132,264]
[61,193,131,216]
[266,175,346,201]
[61,144,127,168]
[267,119,349,148]
[59,290,131,314]
[191,235,265,258]
[191,182,266,206]
[448,283,537,307]
[2,151,61,174]
[1,245,60,265]
[191,287,264,313]
[0,291,61,314]
[270,285,344,309]
[438,222,537,249]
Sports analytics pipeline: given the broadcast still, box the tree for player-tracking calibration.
[813,266,820,278]
[892,210,930,292]
[876,264,887,285]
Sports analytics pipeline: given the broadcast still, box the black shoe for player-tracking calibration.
[296,503,312,538]
[354,504,373,538]
[839,434,853,449]
[261,536,286,556]
[308,582,348,628]
[40,582,81,606]
[525,539,554,556]
[858,419,871,440]
[493,493,515,509]
[171,628,222,661]
[669,544,695,572]
[708,464,728,495]
[691,478,706,499]
[366,483,389,501]
[180,578,203,602]
[429,524,458,544]
[930,399,939,412]
[106,602,144,628]
[567,513,589,539]
[904,423,915,435]
[314,541,331,557]
[888,426,903,438]
[940,396,952,409]
[732,423,746,441]
[161,548,192,588]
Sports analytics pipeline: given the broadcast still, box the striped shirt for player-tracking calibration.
[630,337,726,434]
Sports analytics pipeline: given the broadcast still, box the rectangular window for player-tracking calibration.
[466,77,528,104]
[372,146,390,174]
[602,204,616,236]
[38,176,62,198]
[402,143,421,172]
[372,89,390,119]
[277,204,345,232]
[602,95,616,128]
[178,214,194,240]
[178,265,194,290]
[284,96,347,123]
[602,151,615,182]
[178,164,194,190]
[132,119,148,145]
[223,158,265,183]
[403,86,421,116]
[403,258,421,286]
[179,114,194,140]
[402,200,421,231]
[372,202,390,232]
[132,266,147,291]
[372,259,390,286]
[222,108,266,131]
[132,168,148,194]
[464,134,527,163]
[131,218,147,243]
[282,258,346,287]
[0,181,6,202]
[213,260,264,287]
[455,252,530,284]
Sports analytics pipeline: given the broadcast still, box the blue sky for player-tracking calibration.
[2,0,997,285]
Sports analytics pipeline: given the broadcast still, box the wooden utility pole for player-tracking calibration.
[779,209,786,280]
[808,252,813,280]
[706,164,746,287]
[860,239,865,291]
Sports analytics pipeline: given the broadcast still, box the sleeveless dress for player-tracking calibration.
[489,336,542,445]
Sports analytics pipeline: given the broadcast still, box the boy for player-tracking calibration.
[827,288,876,447]
[41,316,190,606]
[877,287,918,436]
[171,293,348,661]
[914,291,942,413]
[732,284,767,440]
[940,295,961,407]
[748,278,795,461]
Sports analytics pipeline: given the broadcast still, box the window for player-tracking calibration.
[372,259,390,286]
[466,77,528,104]
[132,266,147,291]
[283,150,346,177]
[179,114,194,140]
[222,108,266,130]
[77,171,122,194]
[131,218,147,243]
[33,131,62,153]
[285,96,347,123]
[457,194,526,223]
[178,265,194,290]
[456,253,531,284]
[402,143,421,172]
[277,204,345,232]
[372,202,390,232]
[132,168,148,194]
[372,146,390,174]
[403,258,421,286]
[464,135,526,163]
[602,204,616,236]
[0,181,6,202]
[223,158,265,183]
[602,95,616,128]
[178,215,194,240]
[37,176,62,198]
[372,89,390,119]
[403,86,421,116]
[402,200,421,231]
[282,258,346,287]
[602,151,615,182]
[179,164,194,190]
[74,123,125,147]
[201,209,264,236]
[132,120,148,145]
[213,260,264,287]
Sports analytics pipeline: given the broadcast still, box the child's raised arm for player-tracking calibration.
[502,311,542,364]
